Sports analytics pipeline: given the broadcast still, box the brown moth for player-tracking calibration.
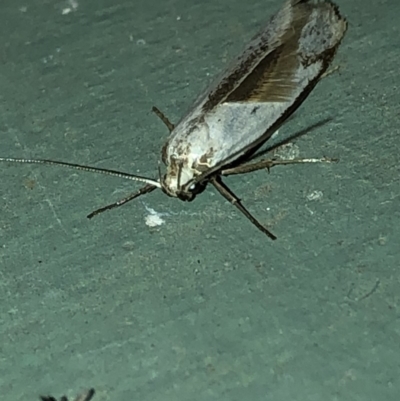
[1,0,347,239]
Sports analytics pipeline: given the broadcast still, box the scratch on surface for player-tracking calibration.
[44,197,68,235]
[13,133,68,234]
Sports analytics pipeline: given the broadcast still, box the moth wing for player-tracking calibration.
[225,1,347,104]
[193,0,347,178]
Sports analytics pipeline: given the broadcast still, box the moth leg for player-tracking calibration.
[321,65,340,79]
[210,175,277,240]
[221,157,337,176]
[87,184,157,219]
[152,106,175,132]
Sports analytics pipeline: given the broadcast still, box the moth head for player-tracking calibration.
[161,157,204,201]
[161,174,201,202]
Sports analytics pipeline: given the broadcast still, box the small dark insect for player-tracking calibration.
[40,388,95,401]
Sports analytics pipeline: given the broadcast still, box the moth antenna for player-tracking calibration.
[157,163,163,183]
[177,161,183,189]
[0,157,161,188]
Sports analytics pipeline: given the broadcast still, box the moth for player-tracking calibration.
[39,388,95,401]
[1,0,347,239]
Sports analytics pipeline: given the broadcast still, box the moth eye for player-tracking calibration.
[189,184,196,190]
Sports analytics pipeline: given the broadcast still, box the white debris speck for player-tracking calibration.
[145,214,165,228]
[271,129,280,139]
[142,203,169,228]
[274,142,300,160]
[136,39,146,46]
[307,190,323,201]
[62,0,78,15]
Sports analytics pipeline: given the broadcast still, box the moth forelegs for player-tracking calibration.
[210,175,277,240]
[87,183,157,219]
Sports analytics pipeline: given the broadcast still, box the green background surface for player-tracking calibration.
[1,0,399,400]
